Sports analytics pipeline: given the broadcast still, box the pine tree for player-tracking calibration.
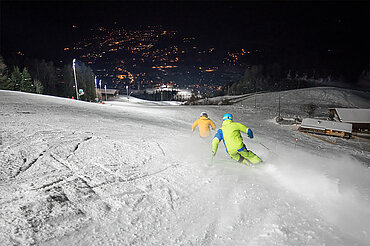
[20,68,35,93]
[10,66,22,91]
[61,64,75,97]
[0,55,12,90]
[27,59,57,95]
[75,62,96,101]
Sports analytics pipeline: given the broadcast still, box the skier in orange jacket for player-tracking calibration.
[192,112,216,138]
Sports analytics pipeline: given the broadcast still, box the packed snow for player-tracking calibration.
[0,87,369,246]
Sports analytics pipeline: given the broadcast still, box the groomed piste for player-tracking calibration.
[0,87,369,245]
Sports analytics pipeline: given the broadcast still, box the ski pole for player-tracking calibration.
[254,138,279,157]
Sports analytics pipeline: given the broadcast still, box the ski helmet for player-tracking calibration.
[223,113,233,121]
[200,112,208,117]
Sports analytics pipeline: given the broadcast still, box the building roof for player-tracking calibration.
[330,108,370,124]
[301,118,352,133]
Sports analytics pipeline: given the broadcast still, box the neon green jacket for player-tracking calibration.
[212,120,252,155]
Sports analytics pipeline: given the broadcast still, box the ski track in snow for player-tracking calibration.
[0,88,370,246]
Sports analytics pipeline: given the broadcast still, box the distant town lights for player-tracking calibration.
[117,75,127,79]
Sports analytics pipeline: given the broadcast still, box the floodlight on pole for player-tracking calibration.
[104,84,107,101]
[99,79,102,102]
[72,59,79,100]
[94,76,98,102]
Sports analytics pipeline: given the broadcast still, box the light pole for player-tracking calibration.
[104,84,107,101]
[72,59,79,100]
[99,79,102,102]
[94,76,98,102]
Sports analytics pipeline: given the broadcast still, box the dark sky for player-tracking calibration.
[1,1,369,67]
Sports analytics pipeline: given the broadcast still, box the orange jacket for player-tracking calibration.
[192,116,216,137]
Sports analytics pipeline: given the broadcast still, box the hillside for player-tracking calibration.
[0,88,369,245]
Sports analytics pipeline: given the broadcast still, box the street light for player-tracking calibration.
[72,59,79,100]
[104,84,107,101]
[99,79,102,102]
[94,76,98,102]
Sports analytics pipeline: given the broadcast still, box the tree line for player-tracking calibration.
[0,55,96,101]
[223,62,369,96]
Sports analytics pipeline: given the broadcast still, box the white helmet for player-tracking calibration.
[200,112,208,117]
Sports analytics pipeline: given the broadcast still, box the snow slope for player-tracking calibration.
[0,88,369,246]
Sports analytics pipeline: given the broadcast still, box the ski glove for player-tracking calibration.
[247,128,254,139]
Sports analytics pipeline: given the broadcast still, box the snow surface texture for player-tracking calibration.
[0,88,369,246]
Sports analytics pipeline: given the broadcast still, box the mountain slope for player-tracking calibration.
[0,89,369,245]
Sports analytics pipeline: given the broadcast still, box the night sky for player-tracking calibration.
[1,1,369,76]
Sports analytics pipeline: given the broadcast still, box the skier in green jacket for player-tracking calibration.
[212,113,262,165]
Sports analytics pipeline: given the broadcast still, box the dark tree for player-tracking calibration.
[27,59,58,95]
[0,55,12,90]
[10,66,22,91]
[74,62,96,101]
[20,68,35,93]
[61,64,75,98]
[33,79,43,94]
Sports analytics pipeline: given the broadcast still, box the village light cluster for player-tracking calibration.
[63,25,250,95]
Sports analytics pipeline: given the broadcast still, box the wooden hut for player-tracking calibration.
[299,118,352,138]
[329,108,370,133]
[97,88,119,100]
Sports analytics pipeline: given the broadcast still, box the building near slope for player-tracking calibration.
[329,108,370,133]
[132,88,192,101]
[97,88,119,101]
[173,89,192,101]
[299,118,352,138]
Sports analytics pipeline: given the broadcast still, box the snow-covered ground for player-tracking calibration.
[1,87,369,246]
